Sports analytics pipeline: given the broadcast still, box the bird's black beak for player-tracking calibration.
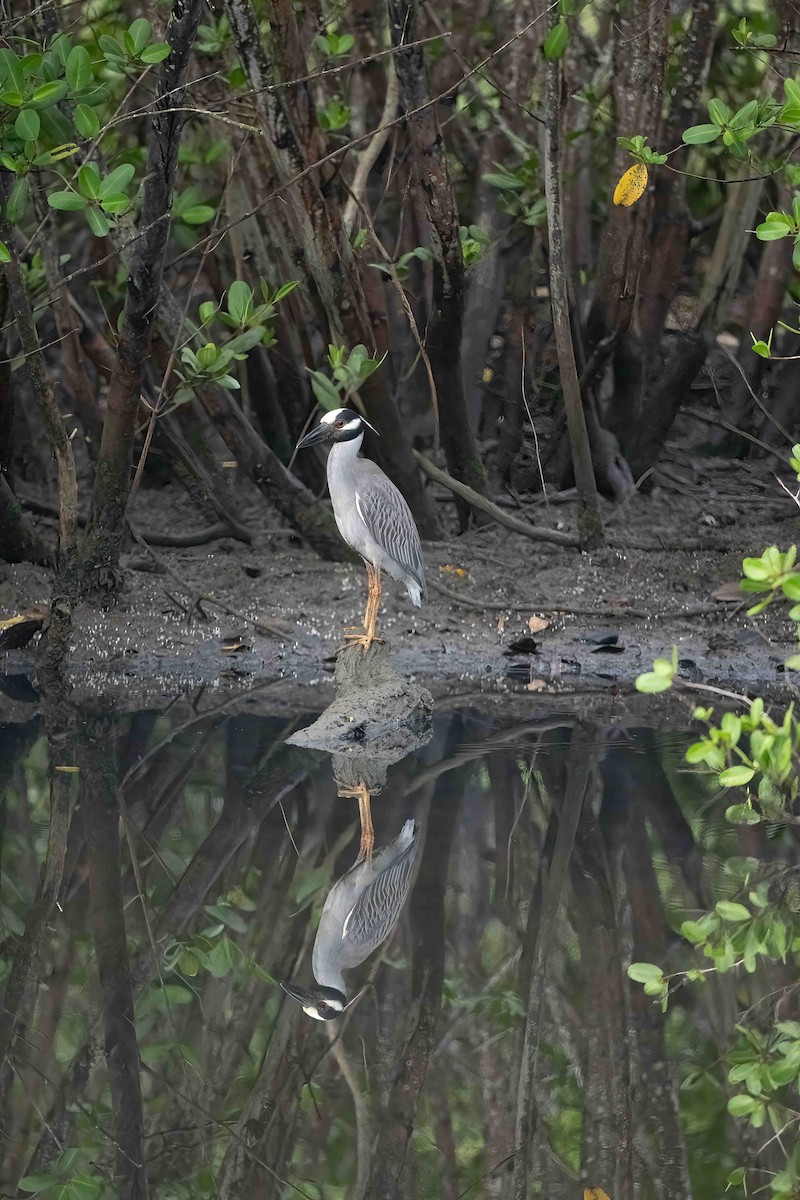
[281,980,317,1006]
[296,424,331,451]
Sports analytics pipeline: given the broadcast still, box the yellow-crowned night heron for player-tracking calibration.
[281,819,417,1020]
[296,408,426,649]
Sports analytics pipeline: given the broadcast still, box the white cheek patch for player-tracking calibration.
[343,418,361,433]
[321,408,347,425]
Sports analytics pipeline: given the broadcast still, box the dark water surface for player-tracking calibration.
[0,700,795,1199]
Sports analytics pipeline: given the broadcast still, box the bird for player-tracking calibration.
[281,818,418,1021]
[295,407,426,649]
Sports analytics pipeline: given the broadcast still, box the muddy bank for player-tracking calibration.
[0,464,795,713]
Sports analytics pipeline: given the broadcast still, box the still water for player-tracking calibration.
[0,699,796,1199]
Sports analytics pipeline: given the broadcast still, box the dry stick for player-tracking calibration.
[348,190,439,436]
[542,19,603,549]
[520,326,548,502]
[414,451,580,547]
[718,344,794,445]
[342,58,400,235]
[428,577,725,621]
[685,406,791,465]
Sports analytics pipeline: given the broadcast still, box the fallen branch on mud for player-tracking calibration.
[428,578,727,621]
[413,452,580,547]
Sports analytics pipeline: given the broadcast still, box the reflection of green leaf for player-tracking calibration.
[18,1176,59,1193]
[294,865,328,905]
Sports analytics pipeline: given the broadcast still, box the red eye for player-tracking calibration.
[335,420,345,428]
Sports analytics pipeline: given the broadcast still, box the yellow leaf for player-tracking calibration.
[55,765,80,773]
[440,564,469,578]
[585,1189,612,1200]
[613,163,647,207]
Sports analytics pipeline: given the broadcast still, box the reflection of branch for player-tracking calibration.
[327,1028,374,1199]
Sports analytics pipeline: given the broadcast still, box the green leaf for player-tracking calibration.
[128,18,152,54]
[77,163,101,199]
[98,163,135,198]
[716,900,751,922]
[729,99,759,130]
[635,671,673,694]
[180,204,216,225]
[66,1174,102,1200]
[309,371,341,410]
[17,1176,59,1194]
[140,43,171,64]
[6,176,30,224]
[85,206,110,237]
[30,81,69,109]
[683,124,721,144]
[627,962,664,984]
[47,190,87,211]
[14,109,40,142]
[0,49,25,93]
[707,98,730,126]
[543,20,568,60]
[73,103,100,139]
[65,46,91,93]
[99,193,130,215]
[756,215,794,241]
[0,240,10,263]
[728,1093,759,1117]
[719,765,755,787]
[680,920,707,944]
[226,280,252,326]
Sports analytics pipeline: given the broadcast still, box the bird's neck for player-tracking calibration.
[328,432,363,475]
[314,963,346,995]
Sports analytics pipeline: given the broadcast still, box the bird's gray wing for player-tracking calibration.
[339,839,417,964]
[354,465,426,594]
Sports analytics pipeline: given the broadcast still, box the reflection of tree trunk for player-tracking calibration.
[81,720,149,1200]
[0,702,74,1079]
[363,743,462,1198]
[625,805,692,1200]
[571,805,634,1200]
[512,724,595,1200]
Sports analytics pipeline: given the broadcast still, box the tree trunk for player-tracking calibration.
[543,22,603,548]
[388,0,487,520]
[82,0,204,593]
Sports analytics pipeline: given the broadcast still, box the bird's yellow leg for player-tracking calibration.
[356,785,374,862]
[343,564,382,649]
[336,780,376,862]
[364,566,382,648]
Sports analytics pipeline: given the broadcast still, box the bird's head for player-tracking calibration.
[280,981,347,1021]
[295,408,379,450]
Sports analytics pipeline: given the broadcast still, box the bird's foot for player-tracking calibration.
[342,626,383,650]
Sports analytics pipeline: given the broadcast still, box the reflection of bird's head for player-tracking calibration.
[281,981,346,1021]
[295,408,379,450]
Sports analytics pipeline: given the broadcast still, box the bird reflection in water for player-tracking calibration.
[282,782,417,1022]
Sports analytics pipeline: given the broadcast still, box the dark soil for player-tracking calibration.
[0,443,796,716]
